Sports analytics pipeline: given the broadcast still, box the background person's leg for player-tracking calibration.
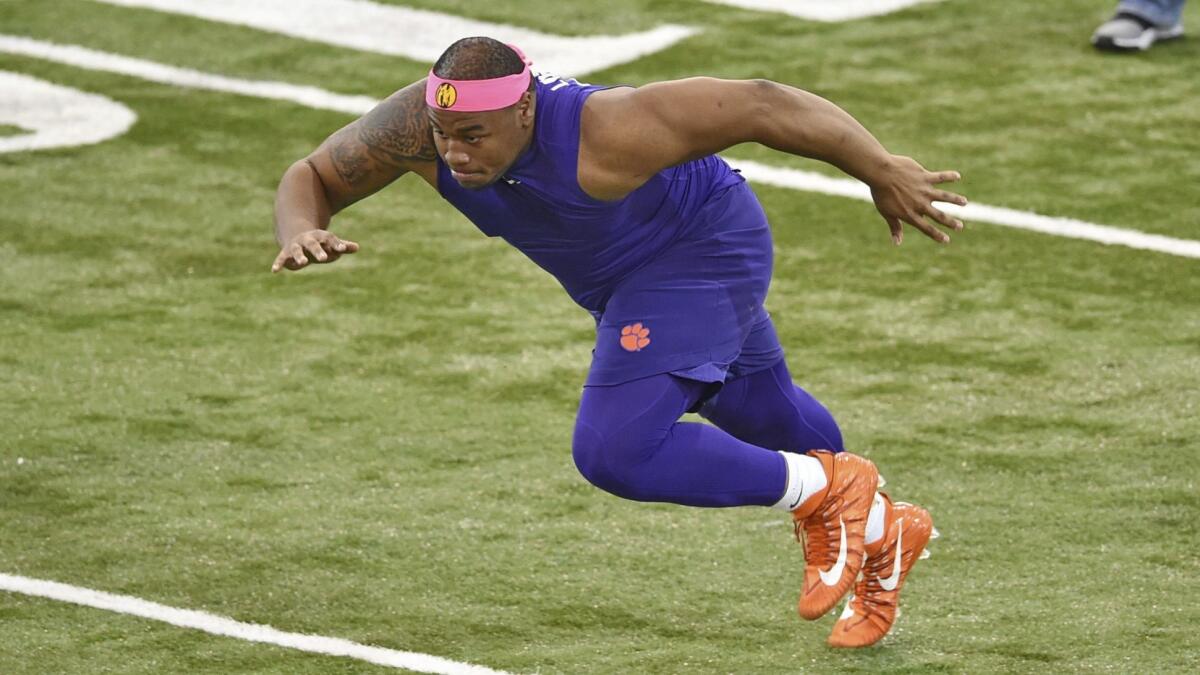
[1117,0,1187,26]
[1095,0,1186,50]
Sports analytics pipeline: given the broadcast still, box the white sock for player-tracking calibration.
[865,492,886,545]
[771,452,828,511]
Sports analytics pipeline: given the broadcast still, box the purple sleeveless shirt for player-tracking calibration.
[435,73,745,313]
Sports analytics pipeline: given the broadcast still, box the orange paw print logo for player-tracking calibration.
[620,323,651,352]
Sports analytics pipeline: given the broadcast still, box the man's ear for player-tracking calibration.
[517,90,536,128]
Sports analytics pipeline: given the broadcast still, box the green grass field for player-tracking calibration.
[2,0,1199,672]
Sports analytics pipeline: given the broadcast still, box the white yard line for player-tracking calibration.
[728,160,1200,259]
[92,0,696,77]
[699,0,943,22]
[0,573,510,674]
[0,70,136,153]
[2,34,1197,261]
[0,35,376,115]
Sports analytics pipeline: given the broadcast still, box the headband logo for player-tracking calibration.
[434,83,457,108]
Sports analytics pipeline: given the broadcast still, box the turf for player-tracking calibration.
[1,0,1198,672]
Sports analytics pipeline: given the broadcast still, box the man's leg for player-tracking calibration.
[572,372,879,617]
[688,326,936,633]
[698,358,844,455]
[696,358,936,644]
[572,373,791,507]
[693,314,843,455]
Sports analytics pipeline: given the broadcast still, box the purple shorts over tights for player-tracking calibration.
[586,182,783,387]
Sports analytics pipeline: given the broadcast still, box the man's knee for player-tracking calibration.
[571,419,656,501]
[572,374,703,500]
[571,420,610,489]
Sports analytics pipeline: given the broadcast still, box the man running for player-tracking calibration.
[272,37,963,647]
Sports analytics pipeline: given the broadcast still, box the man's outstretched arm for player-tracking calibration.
[585,78,967,244]
[272,79,435,272]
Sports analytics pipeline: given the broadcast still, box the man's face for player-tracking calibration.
[427,92,535,190]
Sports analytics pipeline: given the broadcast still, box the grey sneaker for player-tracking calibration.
[1091,13,1185,51]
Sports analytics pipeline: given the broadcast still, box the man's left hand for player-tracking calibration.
[869,155,968,245]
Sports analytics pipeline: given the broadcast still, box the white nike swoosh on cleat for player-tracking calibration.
[877,519,903,591]
[818,516,848,586]
[839,596,856,620]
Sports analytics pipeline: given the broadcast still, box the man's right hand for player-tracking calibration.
[271,229,360,273]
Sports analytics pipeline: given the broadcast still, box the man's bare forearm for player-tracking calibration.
[274,159,333,247]
[755,82,896,186]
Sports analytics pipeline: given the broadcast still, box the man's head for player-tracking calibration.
[426,37,536,190]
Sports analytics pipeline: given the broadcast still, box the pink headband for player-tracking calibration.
[426,44,533,112]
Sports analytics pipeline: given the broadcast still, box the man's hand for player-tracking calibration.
[868,155,968,245]
[271,229,360,272]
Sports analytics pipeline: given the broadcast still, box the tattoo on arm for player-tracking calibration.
[329,80,436,187]
[358,88,437,165]
[330,134,371,186]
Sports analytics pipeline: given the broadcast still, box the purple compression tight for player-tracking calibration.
[571,359,844,507]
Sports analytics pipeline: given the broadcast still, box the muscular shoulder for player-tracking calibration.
[325,79,438,188]
[579,79,767,199]
[579,87,638,158]
[578,87,657,199]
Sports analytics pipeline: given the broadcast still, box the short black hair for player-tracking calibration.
[432,37,524,80]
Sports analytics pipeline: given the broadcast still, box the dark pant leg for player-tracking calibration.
[698,359,845,454]
[572,374,787,507]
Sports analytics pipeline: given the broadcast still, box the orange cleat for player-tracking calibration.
[792,450,879,620]
[827,497,934,648]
